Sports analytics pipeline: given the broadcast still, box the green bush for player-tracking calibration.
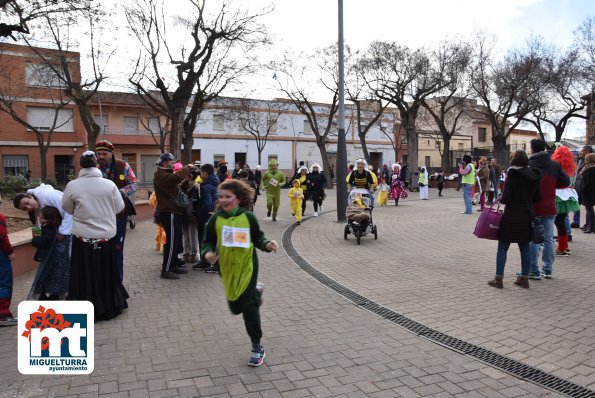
[0,175,42,198]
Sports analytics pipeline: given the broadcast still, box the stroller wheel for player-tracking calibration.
[373,225,377,240]
[344,225,349,240]
[356,235,361,245]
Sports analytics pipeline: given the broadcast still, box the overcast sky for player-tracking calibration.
[103,0,592,138]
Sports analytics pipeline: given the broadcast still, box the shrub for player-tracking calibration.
[0,175,41,198]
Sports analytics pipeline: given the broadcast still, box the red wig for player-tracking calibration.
[552,145,575,176]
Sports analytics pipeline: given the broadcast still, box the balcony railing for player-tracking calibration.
[101,129,158,136]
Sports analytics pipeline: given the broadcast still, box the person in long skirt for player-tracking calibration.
[419,166,429,200]
[62,151,128,321]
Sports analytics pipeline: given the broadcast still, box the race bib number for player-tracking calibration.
[269,178,279,187]
[221,226,250,248]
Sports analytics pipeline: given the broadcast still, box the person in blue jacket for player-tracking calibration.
[193,163,220,272]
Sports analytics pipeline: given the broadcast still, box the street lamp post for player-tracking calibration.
[336,0,348,222]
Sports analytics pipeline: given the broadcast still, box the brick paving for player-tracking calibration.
[2,186,589,397]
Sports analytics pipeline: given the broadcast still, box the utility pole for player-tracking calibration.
[336,0,347,221]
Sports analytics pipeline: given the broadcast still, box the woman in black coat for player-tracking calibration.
[488,150,541,289]
[580,153,595,233]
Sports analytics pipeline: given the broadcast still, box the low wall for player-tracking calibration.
[9,200,151,277]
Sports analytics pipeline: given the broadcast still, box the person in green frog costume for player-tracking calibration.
[201,179,278,367]
[261,159,286,221]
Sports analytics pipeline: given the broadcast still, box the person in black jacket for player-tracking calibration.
[194,163,220,272]
[309,163,327,216]
[488,150,541,289]
[580,153,595,233]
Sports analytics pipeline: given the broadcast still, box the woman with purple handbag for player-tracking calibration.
[487,150,541,289]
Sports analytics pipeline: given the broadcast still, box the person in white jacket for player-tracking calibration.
[62,151,128,320]
[419,166,429,200]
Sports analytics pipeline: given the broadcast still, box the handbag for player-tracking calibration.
[531,217,545,244]
[473,200,503,240]
[174,190,190,209]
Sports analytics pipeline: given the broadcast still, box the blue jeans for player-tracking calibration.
[529,215,555,275]
[565,215,571,236]
[573,208,581,225]
[462,184,472,213]
[496,240,530,276]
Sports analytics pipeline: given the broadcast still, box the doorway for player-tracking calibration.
[234,152,246,168]
[369,152,382,172]
[54,155,74,183]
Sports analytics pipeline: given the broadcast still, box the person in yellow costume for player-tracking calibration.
[149,191,166,253]
[287,179,304,225]
[346,159,377,206]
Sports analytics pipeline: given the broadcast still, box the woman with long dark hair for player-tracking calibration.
[488,150,541,289]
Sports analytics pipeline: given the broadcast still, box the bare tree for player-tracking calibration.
[224,97,286,165]
[573,16,595,79]
[360,41,458,170]
[18,6,111,151]
[0,55,73,179]
[273,51,338,188]
[376,110,401,162]
[522,47,588,143]
[0,0,90,39]
[138,112,170,153]
[471,35,555,164]
[125,0,270,163]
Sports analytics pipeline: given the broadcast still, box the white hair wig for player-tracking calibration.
[310,163,323,172]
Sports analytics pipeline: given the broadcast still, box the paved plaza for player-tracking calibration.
[1,187,594,397]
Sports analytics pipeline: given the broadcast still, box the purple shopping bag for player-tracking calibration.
[473,202,503,240]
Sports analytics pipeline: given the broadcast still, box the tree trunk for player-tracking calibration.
[39,145,48,181]
[170,110,184,160]
[257,149,262,166]
[359,132,371,165]
[182,125,194,165]
[316,141,334,189]
[76,101,100,151]
[405,123,419,170]
[441,136,451,171]
[492,135,509,168]
[555,126,564,143]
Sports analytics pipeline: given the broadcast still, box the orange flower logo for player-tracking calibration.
[21,305,72,350]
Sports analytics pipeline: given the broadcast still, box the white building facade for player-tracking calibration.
[192,97,399,174]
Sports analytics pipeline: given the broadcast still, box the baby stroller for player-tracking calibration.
[344,188,377,244]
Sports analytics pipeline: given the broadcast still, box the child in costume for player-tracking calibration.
[288,179,304,225]
[261,159,286,221]
[201,179,278,367]
[551,144,580,255]
[0,198,17,326]
[377,179,389,206]
[149,191,166,253]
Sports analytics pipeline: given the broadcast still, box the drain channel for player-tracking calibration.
[283,221,595,398]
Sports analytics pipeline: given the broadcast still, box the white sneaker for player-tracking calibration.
[313,212,318,217]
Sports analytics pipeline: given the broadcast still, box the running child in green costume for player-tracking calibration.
[201,179,279,367]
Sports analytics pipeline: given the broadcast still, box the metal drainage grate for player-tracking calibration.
[282,221,595,398]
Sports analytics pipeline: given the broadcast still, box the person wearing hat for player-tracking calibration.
[261,159,286,221]
[62,151,128,320]
[153,153,195,279]
[95,140,138,283]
